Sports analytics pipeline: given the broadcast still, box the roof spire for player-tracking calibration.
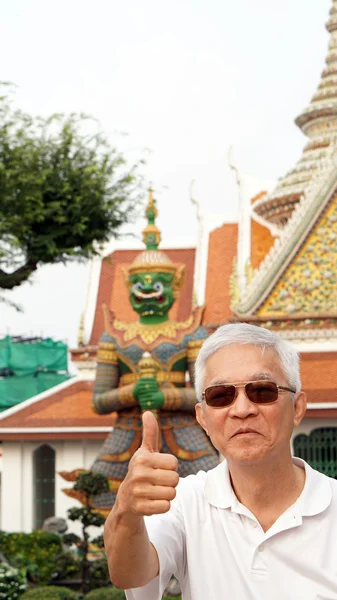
[142,187,161,250]
[253,0,337,226]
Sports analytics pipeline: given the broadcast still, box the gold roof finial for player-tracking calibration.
[77,313,85,347]
[142,186,161,250]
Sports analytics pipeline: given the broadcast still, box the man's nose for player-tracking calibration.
[228,388,258,418]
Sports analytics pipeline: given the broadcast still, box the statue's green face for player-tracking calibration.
[129,271,175,318]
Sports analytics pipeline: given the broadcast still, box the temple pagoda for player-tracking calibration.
[218,0,337,473]
[254,0,337,226]
[228,0,337,348]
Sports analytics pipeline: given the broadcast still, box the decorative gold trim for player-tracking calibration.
[97,342,118,364]
[128,263,177,275]
[100,342,116,350]
[103,305,205,349]
[120,371,186,386]
[114,315,194,344]
[97,349,118,364]
[187,340,203,362]
[109,479,123,492]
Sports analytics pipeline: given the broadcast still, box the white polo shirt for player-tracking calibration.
[125,458,337,600]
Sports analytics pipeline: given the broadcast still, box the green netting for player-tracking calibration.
[0,336,68,375]
[0,372,71,411]
[0,336,71,411]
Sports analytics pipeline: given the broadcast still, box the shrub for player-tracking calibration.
[85,558,110,590]
[85,588,125,600]
[0,530,63,584]
[20,586,80,599]
[66,471,110,594]
[0,563,27,599]
[50,551,81,583]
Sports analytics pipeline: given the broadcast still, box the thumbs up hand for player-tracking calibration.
[116,411,179,517]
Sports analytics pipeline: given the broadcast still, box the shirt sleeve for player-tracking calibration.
[125,492,186,600]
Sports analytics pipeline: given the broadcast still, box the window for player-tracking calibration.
[33,444,55,529]
[294,428,337,478]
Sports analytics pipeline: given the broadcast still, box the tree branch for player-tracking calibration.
[0,260,38,290]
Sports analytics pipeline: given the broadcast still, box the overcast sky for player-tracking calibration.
[0,0,332,347]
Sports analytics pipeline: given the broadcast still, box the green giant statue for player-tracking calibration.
[68,190,218,514]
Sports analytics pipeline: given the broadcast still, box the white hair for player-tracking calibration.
[194,323,301,401]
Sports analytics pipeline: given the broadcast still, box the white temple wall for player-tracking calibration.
[56,439,103,539]
[1,439,103,534]
[1,442,29,532]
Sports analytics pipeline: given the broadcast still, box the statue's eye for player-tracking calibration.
[154,282,162,291]
[136,282,143,290]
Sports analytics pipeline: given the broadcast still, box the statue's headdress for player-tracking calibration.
[125,188,185,295]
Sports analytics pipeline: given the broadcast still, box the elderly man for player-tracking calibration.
[104,323,337,599]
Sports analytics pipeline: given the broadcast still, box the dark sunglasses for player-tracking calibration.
[202,380,296,408]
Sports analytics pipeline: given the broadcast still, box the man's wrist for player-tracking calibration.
[110,495,145,535]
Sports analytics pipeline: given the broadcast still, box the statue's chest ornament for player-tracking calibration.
[113,317,194,344]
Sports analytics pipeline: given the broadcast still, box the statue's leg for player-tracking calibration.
[161,419,219,476]
[91,426,142,510]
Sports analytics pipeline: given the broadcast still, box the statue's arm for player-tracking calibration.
[161,386,197,412]
[92,340,137,414]
[160,340,203,413]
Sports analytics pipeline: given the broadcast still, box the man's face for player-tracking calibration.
[195,343,306,467]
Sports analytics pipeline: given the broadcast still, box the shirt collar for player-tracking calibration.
[204,456,332,516]
[294,457,332,516]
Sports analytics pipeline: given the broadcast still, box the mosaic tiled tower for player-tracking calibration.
[230,0,337,344]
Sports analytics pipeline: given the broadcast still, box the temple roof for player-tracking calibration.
[253,0,337,227]
[0,378,115,440]
[232,160,337,328]
[231,3,337,336]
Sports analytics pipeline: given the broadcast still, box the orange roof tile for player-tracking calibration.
[300,352,337,402]
[203,223,238,325]
[90,248,196,346]
[0,380,116,439]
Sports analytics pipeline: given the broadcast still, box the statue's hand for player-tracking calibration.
[133,378,164,411]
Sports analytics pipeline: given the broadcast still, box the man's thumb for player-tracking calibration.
[141,411,160,452]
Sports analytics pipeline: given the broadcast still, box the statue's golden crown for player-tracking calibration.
[127,188,185,290]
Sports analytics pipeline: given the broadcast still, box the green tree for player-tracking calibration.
[0,84,143,291]
[64,471,110,594]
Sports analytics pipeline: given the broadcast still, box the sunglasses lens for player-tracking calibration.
[246,381,278,403]
[204,385,236,407]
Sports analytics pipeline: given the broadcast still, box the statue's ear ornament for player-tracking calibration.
[172,264,185,298]
[122,267,131,291]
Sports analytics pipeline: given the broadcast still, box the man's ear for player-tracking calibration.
[293,391,307,427]
[195,402,209,435]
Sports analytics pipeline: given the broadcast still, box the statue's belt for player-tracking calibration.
[120,371,186,385]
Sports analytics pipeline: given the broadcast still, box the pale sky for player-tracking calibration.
[0,0,332,347]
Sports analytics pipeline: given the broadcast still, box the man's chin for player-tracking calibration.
[224,442,268,464]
